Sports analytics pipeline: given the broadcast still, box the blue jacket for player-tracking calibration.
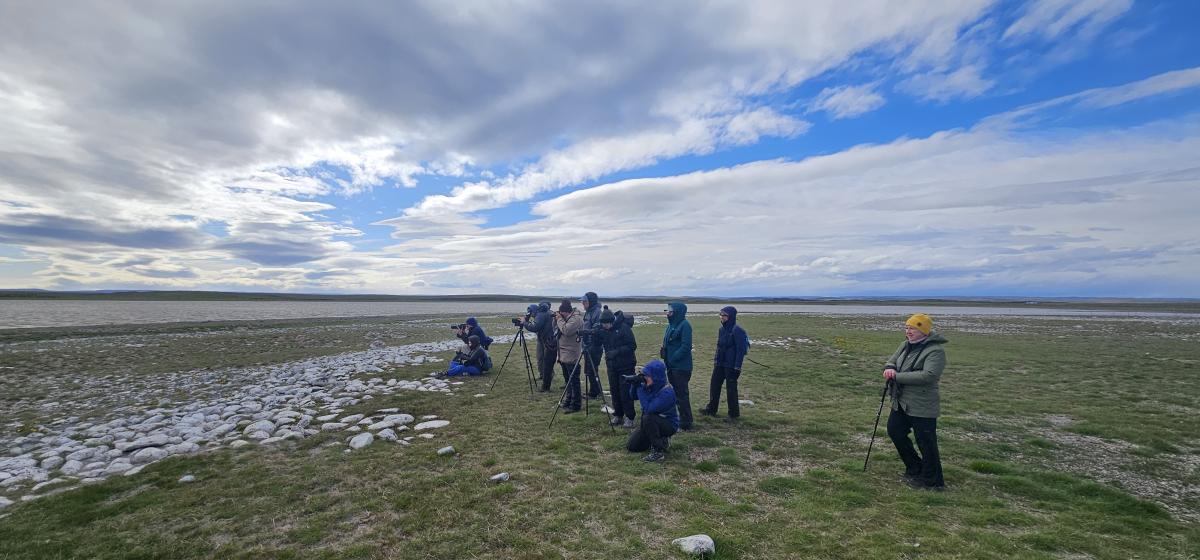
[525,304,556,347]
[581,294,603,351]
[632,360,679,429]
[661,302,692,371]
[714,306,750,370]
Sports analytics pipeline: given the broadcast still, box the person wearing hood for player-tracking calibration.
[661,301,694,431]
[554,299,585,413]
[701,306,750,421]
[520,302,558,392]
[599,306,638,427]
[446,335,490,377]
[884,313,947,490]
[454,317,493,349]
[626,360,678,462]
[579,291,605,399]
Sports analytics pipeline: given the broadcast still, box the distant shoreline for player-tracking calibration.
[1,290,1197,313]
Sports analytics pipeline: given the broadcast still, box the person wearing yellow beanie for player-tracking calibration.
[882,313,946,490]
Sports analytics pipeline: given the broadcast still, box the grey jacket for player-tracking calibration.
[886,332,947,418]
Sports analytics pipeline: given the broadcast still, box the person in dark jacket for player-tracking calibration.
[579,291,604,399]
[700,306,749,421]
[599,306,638,427]
[521,302,558,392]
[454,317,493,349]
[884,313,947,490]
[661,301,694,430]
[627,360,678,462]
[446,335,490,376]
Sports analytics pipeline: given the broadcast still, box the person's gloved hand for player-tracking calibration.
[883,368,897,380]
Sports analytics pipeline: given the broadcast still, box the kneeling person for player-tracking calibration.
[626,360,678,462]
[447,335,491,376]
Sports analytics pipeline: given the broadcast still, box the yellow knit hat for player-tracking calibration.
[905,313,933,335]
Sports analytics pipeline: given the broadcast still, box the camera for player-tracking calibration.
[450,324,466,330]
[621,372,646,385]
[511,317,523,326]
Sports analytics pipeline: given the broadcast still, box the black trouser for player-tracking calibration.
[667,369,693,429]
[704,365,741,418]
[627,413,677,453]
[887,408,944,487]
[607,364,637,419]
[537,340,557,390]
[559,360,582,410]
[583,345,604,398]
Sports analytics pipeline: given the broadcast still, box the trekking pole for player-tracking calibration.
[863,379,893,471]
[746,357,771,369]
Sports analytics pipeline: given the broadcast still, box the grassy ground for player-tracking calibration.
[1,312,1198,559]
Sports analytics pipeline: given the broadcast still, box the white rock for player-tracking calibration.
[0,497,12,509]
[348,433,374,450]
[316,414,338,422]
[437,446,455,456]
[41,456,64,471]
[179,474,196,483]
[474,394,487,398]
[490,472,510,483]
[421,415,439,420]
[123,465,146,477]
[123,434,170,452]
[376,429,398,442]
[242,420,275,435]
[130,447,169,465]
[103,461,133,475]
[229,440,250,449]
[376,407,399,413]
[738,399,754,406]
[60,460,84,476]
[245,431,271,440]
[340,414,365,424]
[366,421,394,431]
[320,423,348,432]
[167,442,200,455]
[414,420,450,431]
[260,437,285,445]
[672,535,715,556]
[383,414,415,426]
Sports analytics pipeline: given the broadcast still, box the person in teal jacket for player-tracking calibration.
[661,301,694,430]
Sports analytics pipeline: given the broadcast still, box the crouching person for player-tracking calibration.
[447,335,491,376]
[627,360,678,463]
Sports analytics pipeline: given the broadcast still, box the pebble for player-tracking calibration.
[349,433,374,450]
[414,420,450,431]
[179,474,196,483]
[437,446,455,456]
[0,497,12,509]
[489,472,510,483]
[229,440,250,448]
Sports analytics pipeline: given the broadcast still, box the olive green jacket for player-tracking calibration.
[885,332,947,418]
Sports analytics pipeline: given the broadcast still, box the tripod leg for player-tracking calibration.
[549,363,573,427]
[585,351,616,433]
[488,329,523,392]
[521,335,536,395]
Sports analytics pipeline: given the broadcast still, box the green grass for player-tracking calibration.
[1,312,1198,558]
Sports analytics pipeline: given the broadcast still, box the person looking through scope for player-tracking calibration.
[445,335,491,377]
[452,317,493,349]
[553,299,584,414]
[517,302,557,392]
[625,360,678,463]
[579,292,604,400]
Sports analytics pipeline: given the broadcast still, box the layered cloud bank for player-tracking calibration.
[1,1,1197,296]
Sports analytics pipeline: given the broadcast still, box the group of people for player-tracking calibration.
[445,298,946,487]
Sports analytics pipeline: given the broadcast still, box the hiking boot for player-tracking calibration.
[698,408,716,417]
[642,451,665,463]
[622,418,636,428]
[563,407,581,415]
[609,414,623,426]
[538,387,551,393]
[723,416,739,424]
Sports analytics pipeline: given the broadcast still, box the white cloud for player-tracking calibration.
[900,64,995,102]
[808,83,886,119]
[1003,0,1133,42]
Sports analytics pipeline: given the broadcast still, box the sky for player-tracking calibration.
[1,0,1199,298]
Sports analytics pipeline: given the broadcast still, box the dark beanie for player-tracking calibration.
[465,317,478,326]
[558,298,573,313]
[599,306,615,324]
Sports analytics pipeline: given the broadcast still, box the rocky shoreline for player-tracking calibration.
[0,335,513,510]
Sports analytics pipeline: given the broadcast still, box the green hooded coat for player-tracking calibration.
[661,302,693,371]
[885,332,947,418]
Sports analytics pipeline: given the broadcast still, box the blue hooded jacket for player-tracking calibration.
[714,306,750,370]
[632,360,679,429]
[661,302,692,371]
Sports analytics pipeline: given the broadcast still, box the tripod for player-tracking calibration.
[489,323,537,395]
[863,379,894,471]
[549,336,616,432]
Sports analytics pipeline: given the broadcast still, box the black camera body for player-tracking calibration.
[511,317,523,326]
[621,372,646,385]
[450,324,466,330]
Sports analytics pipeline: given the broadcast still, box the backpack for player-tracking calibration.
[613,310,635,330]
[482,351,493,372]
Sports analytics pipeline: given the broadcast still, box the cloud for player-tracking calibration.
[900,64,995,102]
[1003,0,1133,42]
[0,213,208,250]
[808,83,886,119]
